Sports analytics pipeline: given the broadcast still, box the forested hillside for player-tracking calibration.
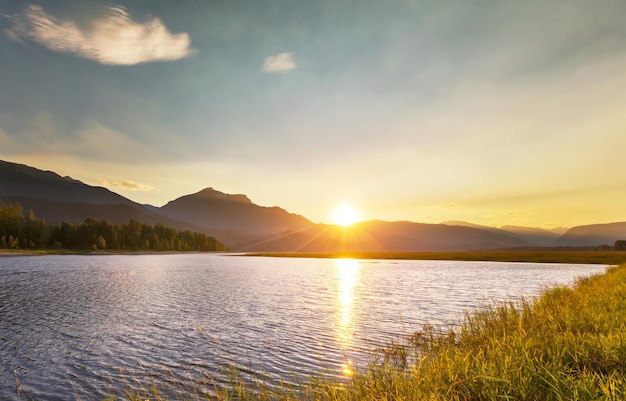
[0,201,225,252]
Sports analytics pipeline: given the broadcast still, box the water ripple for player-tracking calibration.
[0,254,607,400]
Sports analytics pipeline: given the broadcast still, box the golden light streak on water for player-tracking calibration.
[335,258,360,376]
[341,361,354,376]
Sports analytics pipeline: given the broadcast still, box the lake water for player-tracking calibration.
[0,254,608,400]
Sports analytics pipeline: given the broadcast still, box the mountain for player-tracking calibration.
[0,160,309,248]
[441,220,503,233]
[499,225,564,247]
[0,160,150,224]
[0,160,222,240]
[3,159,625,252]
[555,222,626,247]
[441,220,521,237]
[240,220,532,252]
[442,221,565,247]
[160,187,312,236]
[0,160,136,206]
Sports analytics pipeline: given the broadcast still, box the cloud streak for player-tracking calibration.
[8,4,196,65]
[262,52,297,73]
[100,179,154,191]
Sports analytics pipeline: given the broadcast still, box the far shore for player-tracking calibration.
[242,250,626,265]
[3,249,626,265]
[0,249,228,257]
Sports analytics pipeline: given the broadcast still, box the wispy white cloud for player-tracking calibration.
[99,179,154,191]
[262,52,297,73]
[7,4,196,65]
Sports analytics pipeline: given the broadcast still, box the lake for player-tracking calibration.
[0,254,608,400]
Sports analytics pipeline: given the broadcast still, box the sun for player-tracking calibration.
[332,204,360,227]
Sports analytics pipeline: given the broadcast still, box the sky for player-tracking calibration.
[2,0,626,228]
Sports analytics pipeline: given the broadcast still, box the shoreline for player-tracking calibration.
[241,250,626,265]
[3,249,626,264]
[0,250,228,257]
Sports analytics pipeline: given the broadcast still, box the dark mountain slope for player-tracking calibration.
[0,160,136,205]
[240,220,531,252]
[160,187,312,236]
[0,160,249,247]
[0,160,309,248]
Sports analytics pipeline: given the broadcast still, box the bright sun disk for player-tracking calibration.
[332,204,360,227]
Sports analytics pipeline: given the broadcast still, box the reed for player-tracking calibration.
[331,264,626,400]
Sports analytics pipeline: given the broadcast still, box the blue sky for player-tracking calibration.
[2,0,626,227]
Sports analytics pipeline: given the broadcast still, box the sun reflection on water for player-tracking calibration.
[335,258,360,376]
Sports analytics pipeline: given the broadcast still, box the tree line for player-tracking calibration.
[0,201,225,252]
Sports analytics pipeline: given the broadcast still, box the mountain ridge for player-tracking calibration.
[2,159,626,251]
[0,160,137,206]
[173,187,254,204]
[160,187,312,237]
[556,222,626,247]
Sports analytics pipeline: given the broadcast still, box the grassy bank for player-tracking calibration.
[244,250,626,265]
[0,249,225,256]
[330,263,626,401]
[0,249,88,256]
[112,264,626,400]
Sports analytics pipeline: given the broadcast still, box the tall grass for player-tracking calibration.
[31,264,626,400]
[338,265,626,400]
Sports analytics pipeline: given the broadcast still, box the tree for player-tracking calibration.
[0,200,24,239]
[8,235,19,249]
[1,201,224,251]
[615,240,626,251]
[96,235,107,250]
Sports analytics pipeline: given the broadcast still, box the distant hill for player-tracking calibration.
[240,220,532,252]
[442,220,521,237]
[441,220,503,233]
[442,221,564,247]
[499,225,564,247]
[160,187,312,236]
[555,222,626,247]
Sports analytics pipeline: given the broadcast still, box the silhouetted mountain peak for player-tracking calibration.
[62,175,83,184]
[192,187,253,204]
[161,186,312,236]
